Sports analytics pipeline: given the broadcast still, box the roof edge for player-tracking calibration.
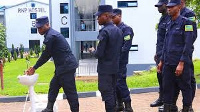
[5,0,48,9]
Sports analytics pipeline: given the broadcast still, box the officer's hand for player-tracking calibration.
[157,61,163,74]
[89,47,95,52]
[26,67,35,75]
[154,54,157,62]
[175,61,184,76]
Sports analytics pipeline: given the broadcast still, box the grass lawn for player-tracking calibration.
[0,58,199,96]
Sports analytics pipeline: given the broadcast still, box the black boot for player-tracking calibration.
[163,104,171,112]
[171,105,178,112]
[180,106,194,112]
[150,94,163,107]
[124,101,133,112]
[41,101,54,112]
[163,104,178,112]
[116,101,124,112]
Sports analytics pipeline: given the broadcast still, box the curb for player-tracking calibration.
[1,84,200,103]
[63,86,160,99]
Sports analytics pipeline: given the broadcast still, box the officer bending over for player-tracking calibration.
[26,16,79,112]
[92,5,123,112]
[112,9,134,112]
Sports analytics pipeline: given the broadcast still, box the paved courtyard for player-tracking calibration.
[0,90,200,112]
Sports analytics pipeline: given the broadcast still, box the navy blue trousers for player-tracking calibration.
[116,63,131,102]
[156,59,163,99]
[173,62,196,103]
[48,69,79,112]
[162,64,192,106]
[98,73,117,112]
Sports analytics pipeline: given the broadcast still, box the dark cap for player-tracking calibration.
[94,5,113,16]
[113,9,122,16]
[155,0,168,7]
[35,16,49,28]
[166,0,181,7]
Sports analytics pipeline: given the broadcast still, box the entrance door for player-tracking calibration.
[29,40,40,50]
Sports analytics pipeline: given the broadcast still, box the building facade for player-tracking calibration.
[4,0,49,50]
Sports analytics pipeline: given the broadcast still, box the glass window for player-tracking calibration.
[60,28,69,38]
[118,1,138,8]
[31,3,35,7]
[30,13,37,19]
[31,28,37,34]
[60,3,69,14]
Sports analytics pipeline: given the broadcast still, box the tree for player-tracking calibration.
[186,0,200,27]
[0,23,7,60]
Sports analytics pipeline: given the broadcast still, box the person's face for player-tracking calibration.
[157,4,167,13]
[181,0,185,7]
[97,13,109,25]
[112,14,121,25]
[37,23,49,35]
[167,5,181,16]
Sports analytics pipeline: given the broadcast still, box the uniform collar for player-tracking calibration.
[44,28,51,38]
[180,7,186,15]
[171,15,182,24]
[117,22,124,27]
[103,22,113,27]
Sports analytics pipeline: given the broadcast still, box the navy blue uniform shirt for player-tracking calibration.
[33,28,78,75]
[117,22,134,64]
[156,14,170,58]
[161,16,194,65]
[94,22,123,74]
[181,7,197,51]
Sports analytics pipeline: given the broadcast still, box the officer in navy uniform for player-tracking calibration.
[92,5,123,112]
[112,9,134,112]
[150,0,170,108]
[26,16,79,112]
[157,0,195,111]
[172,0,197,108]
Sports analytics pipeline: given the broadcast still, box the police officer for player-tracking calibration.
[26,16,79,112]
[112,9,134,112]
[92,5,123,112]
[172,0,197,108]
[157,0,195,111]
[150,0,170,108]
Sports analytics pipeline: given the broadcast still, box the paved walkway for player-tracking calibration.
[0,90,200,112]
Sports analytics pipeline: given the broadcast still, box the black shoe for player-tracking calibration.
[41,108,53,112]
[124,102,133,112]
[41,101,54,112]
[180,106,194,112]
[150,98,163,107]
[116,101,124,112]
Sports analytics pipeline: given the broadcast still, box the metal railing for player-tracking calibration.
[76,61,97,76]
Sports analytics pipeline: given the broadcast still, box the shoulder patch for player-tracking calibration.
[188,16,196,22]
[124,35,131,41]
[185,25,193,31]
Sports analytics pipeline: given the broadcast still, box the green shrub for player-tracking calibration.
[20,50,23,59]
[30,48,33,56]
[8,52,11,62]
[13,51,17,61]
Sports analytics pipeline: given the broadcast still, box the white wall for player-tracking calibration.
[106,0,160,64]
[193,29,200,59]
[51,0,71,46]
[5,1,49,48]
